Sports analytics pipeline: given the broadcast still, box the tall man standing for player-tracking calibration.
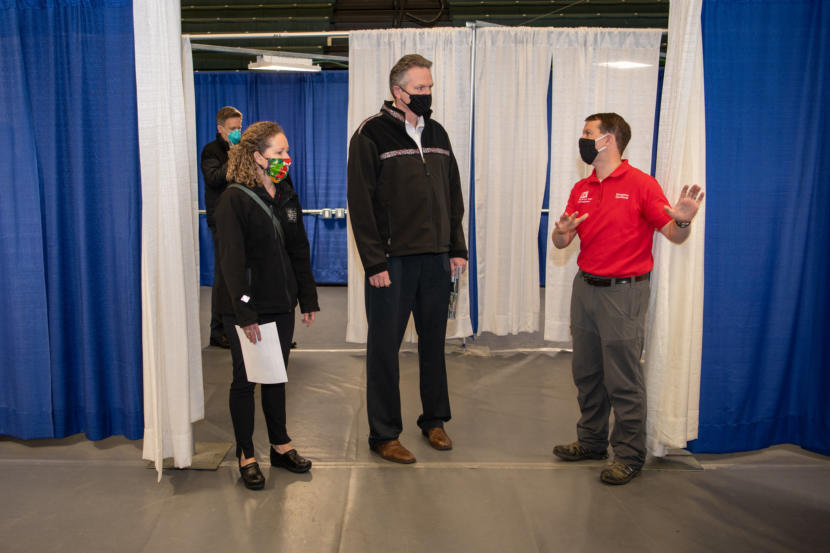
[348,54,468,464]
[551,113,704,485]
[201,106,243,349]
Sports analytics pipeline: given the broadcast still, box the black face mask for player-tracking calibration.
[578,134,608,164]
[403,90,432,116]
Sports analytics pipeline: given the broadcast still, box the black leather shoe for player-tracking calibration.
[239,461,265,490]
[271,448,312,473]
[210,335,230,349]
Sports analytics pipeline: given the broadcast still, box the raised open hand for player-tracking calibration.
[664,184,705,223]
[555,211,589,234]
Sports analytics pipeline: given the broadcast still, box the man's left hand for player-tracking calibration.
[664,184,705,223]
[450,257,467,273]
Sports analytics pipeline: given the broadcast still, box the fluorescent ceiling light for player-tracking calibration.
[596,61,653,70]
[248,55,321,72]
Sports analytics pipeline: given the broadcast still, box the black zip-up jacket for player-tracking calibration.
[214,175,319,327]
[347,101,467,276]
[200,133,230,229]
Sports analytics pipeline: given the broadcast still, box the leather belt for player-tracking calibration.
[581,271,650,287]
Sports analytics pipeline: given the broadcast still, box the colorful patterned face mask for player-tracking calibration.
[265,156,291,183]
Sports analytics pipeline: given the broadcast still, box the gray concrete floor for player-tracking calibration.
[1,286,829,553]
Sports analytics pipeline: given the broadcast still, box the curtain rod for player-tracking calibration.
[184,31,350,40]
[183,28,667,41]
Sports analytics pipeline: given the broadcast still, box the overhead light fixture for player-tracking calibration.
[248,55,321,72]
[596,61,653,70]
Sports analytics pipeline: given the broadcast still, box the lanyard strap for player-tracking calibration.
[228,184,285,245]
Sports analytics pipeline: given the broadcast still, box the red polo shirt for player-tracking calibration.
[564,160,672,277]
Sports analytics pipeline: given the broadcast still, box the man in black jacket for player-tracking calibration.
[348,54,468,464]
[201,106,243,348]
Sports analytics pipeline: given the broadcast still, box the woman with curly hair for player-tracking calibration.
[214,121,319,490]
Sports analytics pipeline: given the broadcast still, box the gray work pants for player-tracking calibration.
[569,271,650,467]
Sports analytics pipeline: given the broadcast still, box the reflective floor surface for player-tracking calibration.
[1,286,828,553]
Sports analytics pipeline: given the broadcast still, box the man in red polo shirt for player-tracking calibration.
[551,112,704,485]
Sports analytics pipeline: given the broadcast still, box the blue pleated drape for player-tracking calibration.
[0,0,143,440]
[194,71,349,285]
[692,0,830,454]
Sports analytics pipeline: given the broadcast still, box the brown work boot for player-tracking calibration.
[371,440,416,464]
[424,427,453,450]
[552,441,608,461]
[600,461,641,485]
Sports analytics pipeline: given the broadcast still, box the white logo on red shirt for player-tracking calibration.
[577,190,592,204]
[615,193,629,199]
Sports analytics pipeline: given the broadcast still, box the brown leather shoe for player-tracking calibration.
[372,440,416,464]
[424,427,453,450]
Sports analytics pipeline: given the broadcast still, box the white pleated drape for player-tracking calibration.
[645,0,706,456]
[473,28,553,335]
[134,1,203,478]
[346,29,474,343]
[544,29,663,342]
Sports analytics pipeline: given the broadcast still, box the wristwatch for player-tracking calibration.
[675,219,691,228]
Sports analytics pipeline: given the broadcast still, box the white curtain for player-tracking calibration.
[474,28,554,335]
[346,29,474,342]
[645,0,706,456]
[134,1,204,478]
[544,29,664,342]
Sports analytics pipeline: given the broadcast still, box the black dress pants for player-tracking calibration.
[365,253,452,448]
[223,311,294,459]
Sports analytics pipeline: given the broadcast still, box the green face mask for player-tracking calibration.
[265,156,291,184]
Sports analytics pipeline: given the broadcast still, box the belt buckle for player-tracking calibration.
[583,273,611,287]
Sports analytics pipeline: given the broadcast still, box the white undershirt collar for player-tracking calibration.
[404,115,425,157]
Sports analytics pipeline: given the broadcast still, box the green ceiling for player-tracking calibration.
[184,1,669,70]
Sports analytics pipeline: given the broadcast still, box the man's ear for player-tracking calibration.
[394,84,410,102]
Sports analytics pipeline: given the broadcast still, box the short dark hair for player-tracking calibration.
[216,106,242,126]
[389,54,432,94]
[585,112,631,155]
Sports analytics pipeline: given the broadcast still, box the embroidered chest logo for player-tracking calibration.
[577,190,592,204]
[285,207,298,223]
[615,193,630,200]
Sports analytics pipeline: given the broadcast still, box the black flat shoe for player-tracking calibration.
[239,461,265,490]
[210,335,230,349]
[271,448,312,473]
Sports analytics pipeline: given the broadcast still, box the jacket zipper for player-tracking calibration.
[270,193,294,307]
[386,204,393,253]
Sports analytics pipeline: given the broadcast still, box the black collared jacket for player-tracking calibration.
[200,132,230,229]
[347,101,468,277]
[214,176,319,327]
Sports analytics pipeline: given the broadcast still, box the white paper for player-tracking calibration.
[234,322,287,384]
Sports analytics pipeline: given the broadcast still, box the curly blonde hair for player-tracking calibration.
[226,121,285,187]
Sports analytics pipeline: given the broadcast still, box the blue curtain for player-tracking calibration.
[692,0,830,454]
[194,71,349,285]
[0,0,143,440]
